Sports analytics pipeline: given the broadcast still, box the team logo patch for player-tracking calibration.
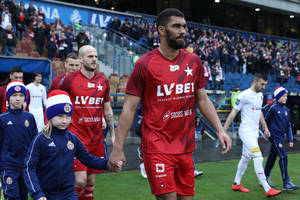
[163,111,171,121]
[6,177,12,185]
[67,141,74,150]
[250,147,260,153]
[235,99,240,105]
[88,82,95,88]
[40,89,44,93]
[169,65,179,72]
[64,104,71,113]
[156,163,165,173]
[278,143,283,148]
[24,120,29,127]
[14,85,21,92]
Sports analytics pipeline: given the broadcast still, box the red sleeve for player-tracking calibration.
[25,89,30,112]
[48,76,60,93]
[59,73,72,93]
[195,57,207,89]
[125,59,147,97]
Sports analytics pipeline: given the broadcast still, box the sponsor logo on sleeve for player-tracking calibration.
[235,99,240,105]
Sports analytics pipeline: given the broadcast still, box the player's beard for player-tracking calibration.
[83,63,96,72]
[166,28,185,49]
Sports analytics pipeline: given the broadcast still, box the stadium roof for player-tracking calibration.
[224,0,300,15]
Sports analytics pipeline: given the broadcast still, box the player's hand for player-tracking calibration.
[38,197,47,200]
[289,142,293,148]
[102,117,107,130]
[109,147,126,172]
[218,130,232,154]
[264,129,270,138]
[108,160,122,172]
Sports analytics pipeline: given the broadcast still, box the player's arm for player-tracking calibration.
[195,88,231,154]
[103,101,115,144]
[223,108,239,132]
[260,111,270,138]
[109,94,140,168]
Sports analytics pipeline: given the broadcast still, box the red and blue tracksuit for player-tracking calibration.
[24,127,108,200]
[0,108,38,200]
[264,102,293,181]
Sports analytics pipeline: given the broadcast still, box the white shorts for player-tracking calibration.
[238,128,262,158]
[31,111,45,132]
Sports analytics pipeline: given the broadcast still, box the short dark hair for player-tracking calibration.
[253,73,268,81]
[10,66,23,74]
[156,8,184,32]
[66,52,78,60]
[33,71,42,79]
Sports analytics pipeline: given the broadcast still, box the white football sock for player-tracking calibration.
[234,155,250,185]
[253,156,270,192]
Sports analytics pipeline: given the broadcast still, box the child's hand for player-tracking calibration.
[38,197,47,200]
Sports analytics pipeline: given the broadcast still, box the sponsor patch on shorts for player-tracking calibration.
[250,147,260,153]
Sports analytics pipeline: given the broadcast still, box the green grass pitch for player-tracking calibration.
[94,153,300,200]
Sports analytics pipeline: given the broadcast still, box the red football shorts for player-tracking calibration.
[143,152,195,196]
[73,144,106,174]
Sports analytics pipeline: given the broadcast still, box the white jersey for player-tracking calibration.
[26,83,47,112]
[234,88,263,132]
[26,83,47,132]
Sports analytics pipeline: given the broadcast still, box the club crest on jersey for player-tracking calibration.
[88,82,95,88]
[64,103,72,113]
[184,65,193,76]
[67,141,74,150]
[24,120,29,127]
[156,163,165,173]
[6,177,13,185]
[169,65,179,72]
[14,85,21,92]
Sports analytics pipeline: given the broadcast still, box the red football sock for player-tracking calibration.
[75,186,86,200]
[84,185,95,200]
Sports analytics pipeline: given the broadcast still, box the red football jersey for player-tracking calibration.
[60,71,111,145]
[126,48,206,154]
[48,74,66,93]
[0,85,7,113]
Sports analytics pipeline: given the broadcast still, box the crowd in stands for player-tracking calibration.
[108,17,300,89]
[0,1,299,89]
[0,0,87,61]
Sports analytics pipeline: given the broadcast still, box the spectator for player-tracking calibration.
[0,25,17,56]
[33,21,47,56]
[1,6,11,30]
[26,2,36,26]
[46,36,57,60]
[65,27,75,54]
[75,19,83,30]
[211,60,223,90]
[203,60,213,89]
[16,11,25,40]
[75,28,89,50]
[230,49,239,72]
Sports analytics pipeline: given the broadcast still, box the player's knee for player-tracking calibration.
[75,173,87,188]
[156,192,177,200]
[249,147,262,158]
[279,154,287,161]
